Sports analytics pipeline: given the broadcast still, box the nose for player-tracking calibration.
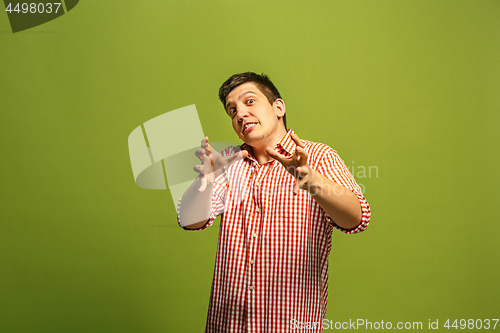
[235,106,249,121]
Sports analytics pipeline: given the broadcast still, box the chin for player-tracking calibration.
[243,134,264,145]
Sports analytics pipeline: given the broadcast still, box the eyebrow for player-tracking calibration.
[225,90,257,110]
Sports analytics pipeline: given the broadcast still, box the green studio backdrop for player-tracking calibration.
[1,0,499,332]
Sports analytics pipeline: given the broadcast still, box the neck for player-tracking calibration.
[252,146,273,165]
[248,128,288,164]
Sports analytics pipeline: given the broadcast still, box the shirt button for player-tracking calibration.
[249,286,254,290]
[256,207,260,213]
[255,181,260,187]
[250,260,255,265]
[252,233,257,238]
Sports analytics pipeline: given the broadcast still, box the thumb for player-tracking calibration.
[239,149,249,159]
[226,147,248,163]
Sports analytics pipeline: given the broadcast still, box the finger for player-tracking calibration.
[226,148,248,163]
[198,175,208,192]
[266,147,290,165]
[201,138,217,171]
[233,145,249,158]
[195,148,206,160]
[202,139,213,156]
[204,143,213,156]
[295,146,309,166]
[296,145,308,157]
[296,167,311,185]
[239,149,249,160]
[294,147,301,164]
[296,166,307,178]
[193,165,204,174]
[201,138,213,156]
[201,136,209,148]
[206,145,215,173]
[293,177,308,195]
[291,132,305,148]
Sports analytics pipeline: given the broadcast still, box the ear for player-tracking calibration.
[273,98,286,118]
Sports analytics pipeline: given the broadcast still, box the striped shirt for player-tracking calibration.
[178,129,371,332]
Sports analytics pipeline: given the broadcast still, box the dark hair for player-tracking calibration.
[218,72,286,129]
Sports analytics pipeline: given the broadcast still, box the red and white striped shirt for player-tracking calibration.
[178,129,370,332]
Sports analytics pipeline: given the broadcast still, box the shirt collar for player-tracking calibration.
[240,129,296,163]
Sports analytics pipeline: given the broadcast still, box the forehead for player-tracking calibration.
[226,82,265,102]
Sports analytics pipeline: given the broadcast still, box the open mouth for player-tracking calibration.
[243,123,257,134]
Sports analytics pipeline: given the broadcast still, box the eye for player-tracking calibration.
[247,98,255,105]
[228,108,236,117]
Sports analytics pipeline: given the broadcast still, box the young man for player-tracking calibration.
[178,72,370,332]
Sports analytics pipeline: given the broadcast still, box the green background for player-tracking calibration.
[1,0,499,331]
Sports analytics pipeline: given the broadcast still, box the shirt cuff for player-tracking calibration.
[326,192,371,234]
[176,196,218,231]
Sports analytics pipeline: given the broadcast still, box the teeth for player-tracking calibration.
[244,123,256,130]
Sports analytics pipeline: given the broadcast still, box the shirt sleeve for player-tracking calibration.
[318,147,371,234]
[176,171,227,231]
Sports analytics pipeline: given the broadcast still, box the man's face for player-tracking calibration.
[225,82,286,148]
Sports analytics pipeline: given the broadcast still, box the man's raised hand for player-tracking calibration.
[194,137,248,192]
[266,132,314,195]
